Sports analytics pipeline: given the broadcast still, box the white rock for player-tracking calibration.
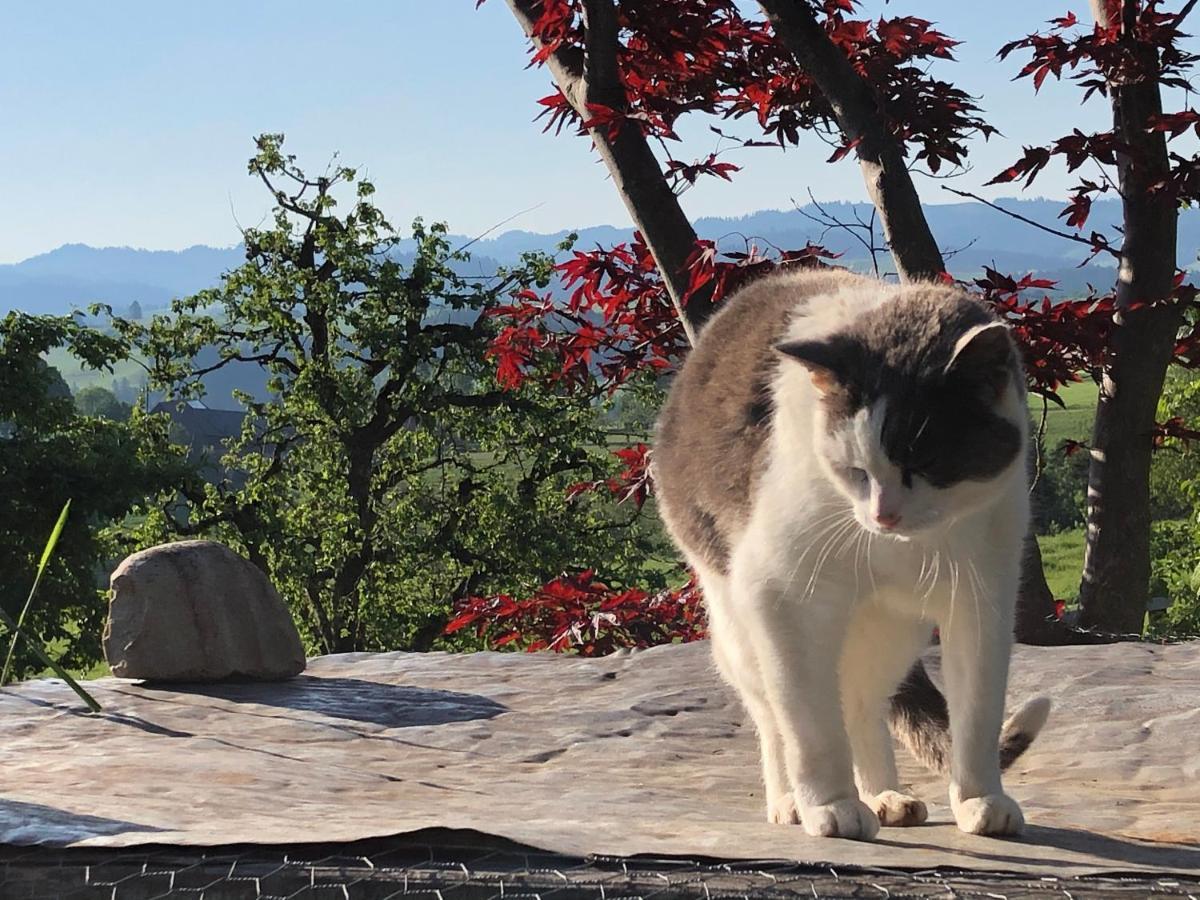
[103,540,306,681]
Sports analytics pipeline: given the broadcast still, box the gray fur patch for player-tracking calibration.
[889,660,950,773]
[653,269,859,574]
[892,660,1040,774]
[999,731,1034,771]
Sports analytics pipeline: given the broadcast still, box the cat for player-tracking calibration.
[653,268,1051,841]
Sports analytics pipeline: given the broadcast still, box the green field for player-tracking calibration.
[44,345,147,396]
[1039,527,1087,601]
[1030,380,1098,449]
[1026,382,1096,602]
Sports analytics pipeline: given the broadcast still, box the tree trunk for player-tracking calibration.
[756,0,945,281]
[1078,0,1182,635]
[504,0,718,341]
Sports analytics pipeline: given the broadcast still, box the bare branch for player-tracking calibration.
[940,186,1120,259]
[453,202,546,258]
[187,344,301,379]
[794,191,885,276]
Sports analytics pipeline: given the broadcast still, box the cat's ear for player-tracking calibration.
[945,322,1015,403]
[777,336,858,395]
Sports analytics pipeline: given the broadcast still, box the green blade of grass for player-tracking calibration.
[0,499,101,712]
[2,500,71,686]
[0,603,101,712]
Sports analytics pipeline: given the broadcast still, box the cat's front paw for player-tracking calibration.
[866,790,928,827]
[951,792,1024,836]
[767,792,800,825]
[799,797,880,840]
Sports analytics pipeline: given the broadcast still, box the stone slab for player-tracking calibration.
[1,642,1198,877]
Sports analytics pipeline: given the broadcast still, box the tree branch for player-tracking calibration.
[186,344,301,379]
[503,0,716,341]
[940,186,1121,259]
[756,0,945,280]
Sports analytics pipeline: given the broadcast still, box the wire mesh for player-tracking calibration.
[2,832,1198,900]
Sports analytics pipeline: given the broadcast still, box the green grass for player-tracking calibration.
[44,345,147,395]
[1039,527,1087,601]
[1029,381,1098,449]
[1026,386,1095,603]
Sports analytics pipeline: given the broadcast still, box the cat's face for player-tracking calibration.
[780,302,1025,541]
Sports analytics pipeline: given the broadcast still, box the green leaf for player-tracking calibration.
[2,500,71,686]
[37,499,71,580]
[0,499,101,712]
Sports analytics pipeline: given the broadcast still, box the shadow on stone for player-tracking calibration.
[1020,825,1200,870]
[142,676,508,729]
[881,823,1200,873]
[0,799,165,844]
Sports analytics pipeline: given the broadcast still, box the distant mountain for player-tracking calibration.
[6,198,1198,316]
[0,244,246,316]
[425,196,1200,297]
[0,242,504,316]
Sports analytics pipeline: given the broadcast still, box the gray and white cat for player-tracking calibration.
[653,268,1050,841]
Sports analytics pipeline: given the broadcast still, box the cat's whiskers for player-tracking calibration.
[919,548,941,623]
[946,557,961,645]
[866,531,879,598]
[835,519,862,558]
[966,559,995,652]
[801,520,851,600]
[851,529,866,601]
[803,518,859,601]
[778,509,854,603]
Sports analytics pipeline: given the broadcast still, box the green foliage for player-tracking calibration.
[124,135,662,655]
[1139,369,1200,636]
[75,385,132,420]
[1148,520,1200,637]
[1150,368,1200,519]
[602,378,665,437]
[1031,439,1089,535]
[1027,380,1097,449]
[0,311,191,680]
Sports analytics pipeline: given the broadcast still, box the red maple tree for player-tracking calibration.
[454,0,1200,652]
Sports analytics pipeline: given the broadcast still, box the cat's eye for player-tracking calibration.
[846,466,869,485]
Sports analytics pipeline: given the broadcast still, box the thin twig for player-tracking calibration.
[794,190,886,276]
[453,203,547,258]
[940,186,1121,259]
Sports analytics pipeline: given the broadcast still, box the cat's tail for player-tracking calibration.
[888,660,1051,773]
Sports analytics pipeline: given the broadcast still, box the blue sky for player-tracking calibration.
[0,1,1147,263]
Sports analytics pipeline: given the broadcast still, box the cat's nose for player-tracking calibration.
[875,511,902,530]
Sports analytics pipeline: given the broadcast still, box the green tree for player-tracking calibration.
[75,385,132,420]
[1150,368,1200,521]
[0,312,189,679]
[126,135,659,654]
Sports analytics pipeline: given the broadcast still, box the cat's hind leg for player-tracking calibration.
[703,573,796,824]
[841,605,934,827]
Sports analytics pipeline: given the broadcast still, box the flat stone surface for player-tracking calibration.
[1,642,1198,877]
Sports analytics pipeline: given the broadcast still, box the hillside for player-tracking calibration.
[7,198,1199,317]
